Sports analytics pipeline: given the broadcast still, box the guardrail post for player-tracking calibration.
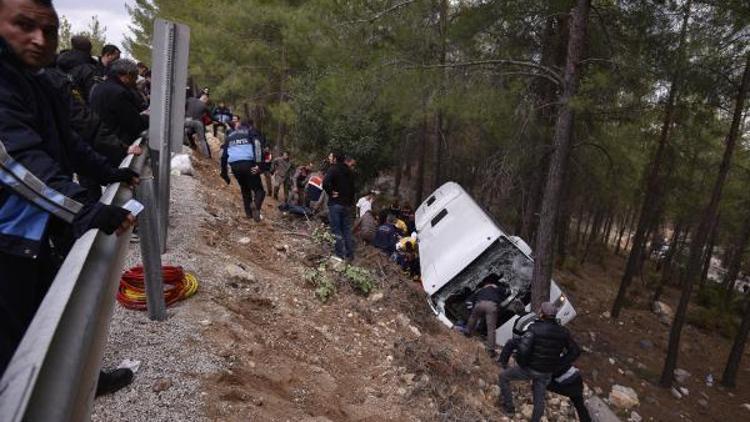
[136,174,167,321]
[149,19,190,254]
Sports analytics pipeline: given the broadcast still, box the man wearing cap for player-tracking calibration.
[497,301,580,421]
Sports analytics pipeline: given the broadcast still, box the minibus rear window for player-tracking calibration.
[431,209,448,227]
[426,196,436,206]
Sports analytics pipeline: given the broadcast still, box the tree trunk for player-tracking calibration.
[530,0,591,309]
[660,53,750,388]
[580,208,604,265]
[722,210,750,306]
[612,1,692,319]
[614,209,632,256]
[433,0,448,189]
[393,156,403,198]
[698,213,720,291]
[276,43,287,153]
[652,222,683,303]
[413,119,428,207]
[602,212,614,247]
[574,205,585,249]
[722,296,750,388]
[623,209,637,253]
[556,173,574,266]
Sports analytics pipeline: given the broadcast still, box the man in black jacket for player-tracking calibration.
[0,0,137,395]
[89,58,148,165]
[497,302,579,421]
[56,35,98,105]
[322,153,356,260]
[464,273,509,356]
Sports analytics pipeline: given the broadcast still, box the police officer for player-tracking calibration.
[0,0,138,394]
[220,115,266,221]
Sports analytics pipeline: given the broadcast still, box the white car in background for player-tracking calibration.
[416,182,576,346]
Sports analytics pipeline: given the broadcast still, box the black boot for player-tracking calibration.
[95,368,134,397]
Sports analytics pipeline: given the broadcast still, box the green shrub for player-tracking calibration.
[344,265,376,295]
[312,225,336,246]
[303,264,336,302]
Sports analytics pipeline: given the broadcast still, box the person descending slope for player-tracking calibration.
[220,116,265,221]
[497,302,580,421]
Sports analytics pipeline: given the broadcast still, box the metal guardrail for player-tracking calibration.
[0,140,147,421]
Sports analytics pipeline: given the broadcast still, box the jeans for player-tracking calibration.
[548,375,591,422]
[328,204,355,259]
[230,162,265,218]
[499,365,551,422]
[466,300,499,350]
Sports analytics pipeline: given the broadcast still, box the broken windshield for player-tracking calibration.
[433,237,533,323]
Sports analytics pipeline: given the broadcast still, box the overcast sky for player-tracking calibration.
[55,0,134,52]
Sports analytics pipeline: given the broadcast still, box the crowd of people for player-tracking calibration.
[0,0,144,395]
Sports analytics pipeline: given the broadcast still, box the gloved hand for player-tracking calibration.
[91,204,132,235]
[220,171,230,185]
[107,168,140,186]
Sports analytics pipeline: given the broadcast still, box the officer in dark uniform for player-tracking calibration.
[220,116,266,221]
[0,0,138,394]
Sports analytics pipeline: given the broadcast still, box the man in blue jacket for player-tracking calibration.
[220,116,265,221]
[0,0,138,394]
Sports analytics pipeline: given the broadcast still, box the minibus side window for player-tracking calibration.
[426,196,436,206]
[431,209,448,227]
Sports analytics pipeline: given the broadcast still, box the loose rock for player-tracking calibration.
[609,385,639,409]
[224,263,255,284]
[674,368,691,384]
[152,378,172,393]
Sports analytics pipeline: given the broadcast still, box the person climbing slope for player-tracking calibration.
[220,116,265,221]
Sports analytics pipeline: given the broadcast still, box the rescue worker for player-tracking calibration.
[373,214,400,254]
[0,0,138,394]
[220,116,265,221]
[464,273,509,356]
[497,302,580,421]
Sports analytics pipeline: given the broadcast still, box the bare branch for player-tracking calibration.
[404,59,563,86]
[354,0,420,24]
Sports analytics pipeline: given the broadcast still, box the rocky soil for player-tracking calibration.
[91,138,750,422]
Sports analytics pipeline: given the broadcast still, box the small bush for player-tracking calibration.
[303,264,336,302]
[311,225,336,246]
[344,264,376,295]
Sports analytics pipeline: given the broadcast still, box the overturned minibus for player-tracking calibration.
[416,182,576,346]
